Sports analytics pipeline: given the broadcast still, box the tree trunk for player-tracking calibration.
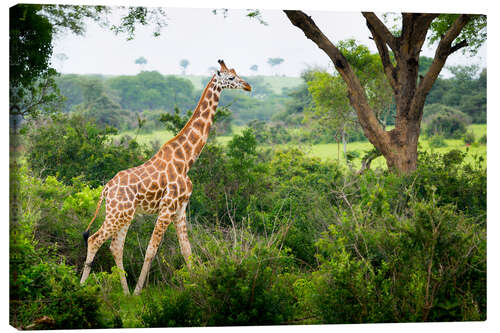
[342,127,347,160]
[284,10,472,174]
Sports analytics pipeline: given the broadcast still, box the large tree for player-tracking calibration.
[284,11,486,173]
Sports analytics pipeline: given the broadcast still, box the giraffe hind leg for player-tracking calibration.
[174,201,192,269]
[80,213,133,285]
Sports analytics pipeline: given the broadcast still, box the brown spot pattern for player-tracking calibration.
[189,131,200,143]
[173,160,185,174]
[193,119,204,132]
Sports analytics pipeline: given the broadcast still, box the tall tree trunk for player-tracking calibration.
[284,10,472,173]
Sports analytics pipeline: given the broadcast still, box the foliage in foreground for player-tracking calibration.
[10,166,109,329]
[12,126,486,327]
[141,228,297,326]
[297,198,485,323]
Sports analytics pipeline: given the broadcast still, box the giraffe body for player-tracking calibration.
[80,60,251,295]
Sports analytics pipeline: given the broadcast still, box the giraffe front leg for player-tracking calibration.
[133,210,173,295]
[175,201,192,270]
[110,223,131,295]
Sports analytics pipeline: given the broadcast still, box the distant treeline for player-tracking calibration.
[55,71,289,131]
[55,62,486,134]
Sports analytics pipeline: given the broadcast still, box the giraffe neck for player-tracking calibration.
[158,76,222,169]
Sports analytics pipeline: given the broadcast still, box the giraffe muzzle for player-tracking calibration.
[242,82,252,91]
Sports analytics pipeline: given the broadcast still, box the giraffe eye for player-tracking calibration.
[229,77,235,81]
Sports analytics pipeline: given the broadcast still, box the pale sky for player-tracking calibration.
[51,5,487,78]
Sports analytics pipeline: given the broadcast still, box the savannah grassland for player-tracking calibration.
[119,123,487,170]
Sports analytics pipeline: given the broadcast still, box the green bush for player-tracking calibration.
[479,134,486,144]
[247,120,292,144]
[296,196,485,323]
[424,104,470,139]
[141,288,203,327]
[11,260,106,329]
[10,167,107,329]
[345,150,360,161]
[12,117,486,327]
[24,113,151,187]
[428,134,447,148]
[413,150,486,217]
[142,228,298,326]
[463,131,475,145]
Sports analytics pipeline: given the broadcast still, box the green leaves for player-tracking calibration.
[305,39,393,139]
[428,14,487,55]
[24,114,149,187]
[10,5,54,88]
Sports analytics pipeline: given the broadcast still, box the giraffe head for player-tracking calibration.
[214,59,252,91]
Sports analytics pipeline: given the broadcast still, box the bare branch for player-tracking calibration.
[362,12,398,91]
[450,39,469,54]
[412,14,440,52]
[412,14,472,118]
[362,12,398,50]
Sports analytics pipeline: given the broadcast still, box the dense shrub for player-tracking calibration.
[24,113,151,187]
[10,166,108,329]
[423,104,470,138]
[141,288,203,327]
[463,131,475,145]
[188,129,270,226]
[428,134,447,148]
[142,228,298,326]
[11,121,486,327]
[264,148,343,265]
[296,197,485,323]
[247,120,292,144]
[11,260,106,329]
[413,150,486,217]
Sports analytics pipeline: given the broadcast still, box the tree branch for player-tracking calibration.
[400,13,415,50]
[412,14,440,53]
[450,39,469,54]
[362,12,398,50]
[284,10,390,152]
[362,12,398,92]
[412,14,472,118]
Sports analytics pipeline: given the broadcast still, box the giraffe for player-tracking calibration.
[80,60,251,295]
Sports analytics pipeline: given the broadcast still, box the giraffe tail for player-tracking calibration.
[83,186,106,246]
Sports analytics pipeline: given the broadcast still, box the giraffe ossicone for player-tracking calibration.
[80,60,251,295]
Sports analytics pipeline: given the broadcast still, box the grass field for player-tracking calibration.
[119,124,486,170]
[307,124,486,169]
[257,75,303,94]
